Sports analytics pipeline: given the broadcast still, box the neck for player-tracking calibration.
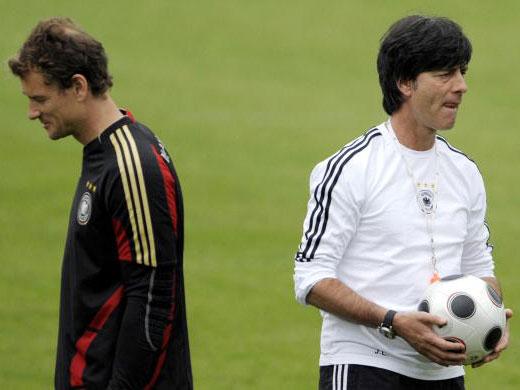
[389,110,436,151]
[74,95,124,145]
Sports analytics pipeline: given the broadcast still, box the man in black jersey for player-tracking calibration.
[9,17,192,389]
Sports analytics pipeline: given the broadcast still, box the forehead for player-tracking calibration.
[21,70,60,97]
[428,64,468,73]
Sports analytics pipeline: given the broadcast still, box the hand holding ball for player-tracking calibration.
[418,274,506,365]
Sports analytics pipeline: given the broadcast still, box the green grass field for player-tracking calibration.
[1,1,519,388]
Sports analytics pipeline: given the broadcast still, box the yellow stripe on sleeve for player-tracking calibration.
[122,125,157,267]
[115,129,150,266]
[109,132,143,264]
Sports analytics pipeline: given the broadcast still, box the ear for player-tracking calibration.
[70,74,89,101]
[397,79,415,98]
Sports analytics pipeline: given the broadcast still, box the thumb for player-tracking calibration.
[424,313,448,327]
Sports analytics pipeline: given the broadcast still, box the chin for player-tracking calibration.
[47,131,60,140]
[444,122,457,130]
[436,125,455,131]
[436,119,457,131]
[48,131,68,141]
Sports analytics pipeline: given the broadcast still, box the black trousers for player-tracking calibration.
[319,364,465,390]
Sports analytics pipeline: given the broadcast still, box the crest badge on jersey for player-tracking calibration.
[77,192,93,225]
[417,189,435,214]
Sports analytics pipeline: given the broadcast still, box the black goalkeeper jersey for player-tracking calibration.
[55,113,192,389]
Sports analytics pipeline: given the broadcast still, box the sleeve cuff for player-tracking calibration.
[294,267,337,306]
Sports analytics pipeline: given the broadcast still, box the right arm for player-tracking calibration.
[307,278,466,366]
[306,278,386,328]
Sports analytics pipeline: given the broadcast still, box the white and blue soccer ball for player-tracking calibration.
[418,274,506,365]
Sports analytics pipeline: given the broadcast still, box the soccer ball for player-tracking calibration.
[418,274,506,365]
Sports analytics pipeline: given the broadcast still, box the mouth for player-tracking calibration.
[443,102,460,110]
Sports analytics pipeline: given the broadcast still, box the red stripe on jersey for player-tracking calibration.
[151,146,178,235]
[111,218,132,261]
[144,274,177,389]
[69,286,124,387]
[122,109,136,123]
[144,328,169,390]
[70,331,97,387]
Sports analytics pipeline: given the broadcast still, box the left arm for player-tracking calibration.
[105,137,182,388]
[481,276,501,296]
[460,170,512,367]
[108,263,174,389]
[474,276,513,368]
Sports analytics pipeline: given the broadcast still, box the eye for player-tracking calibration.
[436,72,452,79]
[31,96,47,104]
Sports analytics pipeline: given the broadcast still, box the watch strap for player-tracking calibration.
[382,309,397,328]
[378,309,397,339]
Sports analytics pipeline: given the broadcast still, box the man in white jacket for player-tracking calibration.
[294,15,511,390]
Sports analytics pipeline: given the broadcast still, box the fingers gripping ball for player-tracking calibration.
[418,274,506,365]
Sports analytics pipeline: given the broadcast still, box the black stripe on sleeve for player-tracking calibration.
[297,129,381,262]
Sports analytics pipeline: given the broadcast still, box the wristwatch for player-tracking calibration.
[378,310,397,339]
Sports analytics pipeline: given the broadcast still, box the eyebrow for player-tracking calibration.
[23,92,46,100]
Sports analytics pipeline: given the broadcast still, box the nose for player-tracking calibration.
[27,104,40,120]
[453,69,468,94]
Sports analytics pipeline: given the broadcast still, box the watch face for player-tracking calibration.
[379,326,396,339]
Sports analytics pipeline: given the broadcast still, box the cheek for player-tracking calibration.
[412,93,433,114]
[49,107,67,121]
[421,93,442,114]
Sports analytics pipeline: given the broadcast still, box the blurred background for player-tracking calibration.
[0,0,518,388]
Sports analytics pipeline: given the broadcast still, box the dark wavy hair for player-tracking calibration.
[8,17,113,96]
[377,15,472,115]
